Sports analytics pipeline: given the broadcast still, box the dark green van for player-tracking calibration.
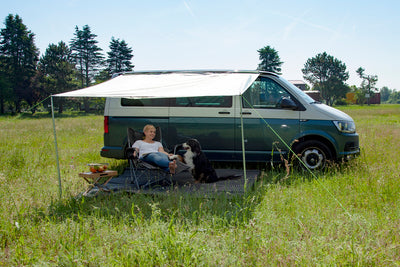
[101,71,360,170]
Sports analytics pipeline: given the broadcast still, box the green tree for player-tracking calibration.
[380,86,393,103]
[0,14,39,113]
[70,25,104,112]
[257,45,283,74]
[302,52,349,106]
[107,37,134,76]
[387,91,400,104]
[94,69,112,84]
[322,77,350,106]
[38,41,77,113]
[356,67,378,105]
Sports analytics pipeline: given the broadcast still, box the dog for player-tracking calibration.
[181,139,219,183]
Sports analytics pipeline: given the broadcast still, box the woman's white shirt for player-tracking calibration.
[132,140,162,158]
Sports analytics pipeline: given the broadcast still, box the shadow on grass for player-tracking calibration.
[36,159,356,228]
[42,184,264,228]
[42,162,264,226]
[41,160,264,227]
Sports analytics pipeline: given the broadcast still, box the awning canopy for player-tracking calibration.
[54,71,260,98]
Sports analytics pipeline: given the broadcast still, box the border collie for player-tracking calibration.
[182,139,219,183]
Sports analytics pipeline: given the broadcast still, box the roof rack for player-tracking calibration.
[111,69,281,79]
[258,71,280,77]
[112,69,260,77]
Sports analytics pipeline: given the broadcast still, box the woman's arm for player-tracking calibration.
[132,140,141,157]
[133,148,139,158]
[158,146,170,156]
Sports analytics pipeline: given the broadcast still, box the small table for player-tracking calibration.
[79,170,118,196]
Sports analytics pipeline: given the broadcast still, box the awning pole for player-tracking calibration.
[51,96,62,199]
[240,95,247,191]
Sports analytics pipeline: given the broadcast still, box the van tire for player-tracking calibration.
[293,140,332,171]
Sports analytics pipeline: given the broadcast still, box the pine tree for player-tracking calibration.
[257,45,283,74]
[0,56,12,114]
[107,37,134,76]
[38,41,76,113]
[0,14,39,112]
[70,25,104,112]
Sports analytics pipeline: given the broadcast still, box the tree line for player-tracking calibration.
[1,14,399,115]
[0,14,133,114]
[257,45,399,105]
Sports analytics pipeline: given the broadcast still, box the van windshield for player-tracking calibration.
[242,77,293,109]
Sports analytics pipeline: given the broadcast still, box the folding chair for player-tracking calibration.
[126,127,173,189]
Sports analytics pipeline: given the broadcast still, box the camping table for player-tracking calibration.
[79,170,118,196]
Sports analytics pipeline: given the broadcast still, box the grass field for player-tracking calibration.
[0,105,399,266]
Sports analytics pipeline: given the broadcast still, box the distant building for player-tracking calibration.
[346,92,357,104]
[289,80,307,91]
[370,92,381,104]
[289,80,321,101]
[346,92,381,104]
[305,91,322,102]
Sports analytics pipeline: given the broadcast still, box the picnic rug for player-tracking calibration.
[80,168,260,197]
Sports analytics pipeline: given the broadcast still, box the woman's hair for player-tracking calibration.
[143,124,156,134]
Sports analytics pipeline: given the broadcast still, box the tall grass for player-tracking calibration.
[0,105,399,266]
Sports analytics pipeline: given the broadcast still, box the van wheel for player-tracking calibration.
[293,140,332,171]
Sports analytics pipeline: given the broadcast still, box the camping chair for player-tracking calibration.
[126,127,173,189]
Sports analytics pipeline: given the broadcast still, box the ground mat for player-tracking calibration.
[80,168,260,197]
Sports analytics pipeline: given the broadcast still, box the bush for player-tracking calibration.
[387,91,400,104]
[335,98,348,106]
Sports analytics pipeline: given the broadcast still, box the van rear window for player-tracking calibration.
[173,96,232,107]
[121,96,232,107]
[121,98,169,107]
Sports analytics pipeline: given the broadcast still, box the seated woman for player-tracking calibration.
[132,124,177,174]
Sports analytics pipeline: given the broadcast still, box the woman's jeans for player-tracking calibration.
[141,152,171,171]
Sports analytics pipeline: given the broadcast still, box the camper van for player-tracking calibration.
[100,71,360,170]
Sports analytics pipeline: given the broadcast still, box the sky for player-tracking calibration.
[2,0,400,90]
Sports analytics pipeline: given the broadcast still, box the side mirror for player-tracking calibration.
[280,97,298,110]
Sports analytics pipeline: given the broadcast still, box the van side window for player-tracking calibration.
[242,77,292,109]
[173,96,232,107]
[121,98,169,107]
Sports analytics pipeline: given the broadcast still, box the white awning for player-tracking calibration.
[54,71,260,98]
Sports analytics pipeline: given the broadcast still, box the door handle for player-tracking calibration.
[241,112,252,115]
[218,111,230,114]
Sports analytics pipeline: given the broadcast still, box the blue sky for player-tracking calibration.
[2,0,399,90]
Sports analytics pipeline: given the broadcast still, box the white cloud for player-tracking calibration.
[183,0,195,18]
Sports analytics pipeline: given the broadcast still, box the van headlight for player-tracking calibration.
[333,120,356,133]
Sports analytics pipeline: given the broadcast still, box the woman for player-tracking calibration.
[132,124,177,174]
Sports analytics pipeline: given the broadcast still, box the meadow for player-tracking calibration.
[0,105,399,266]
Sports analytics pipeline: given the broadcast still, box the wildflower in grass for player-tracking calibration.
[70,157,75,169]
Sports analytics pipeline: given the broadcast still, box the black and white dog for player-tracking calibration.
[181,139,219,183]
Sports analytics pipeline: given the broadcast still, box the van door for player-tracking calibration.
[235,77,300,162]
[103,98,170,159]
[168,96,236,161]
